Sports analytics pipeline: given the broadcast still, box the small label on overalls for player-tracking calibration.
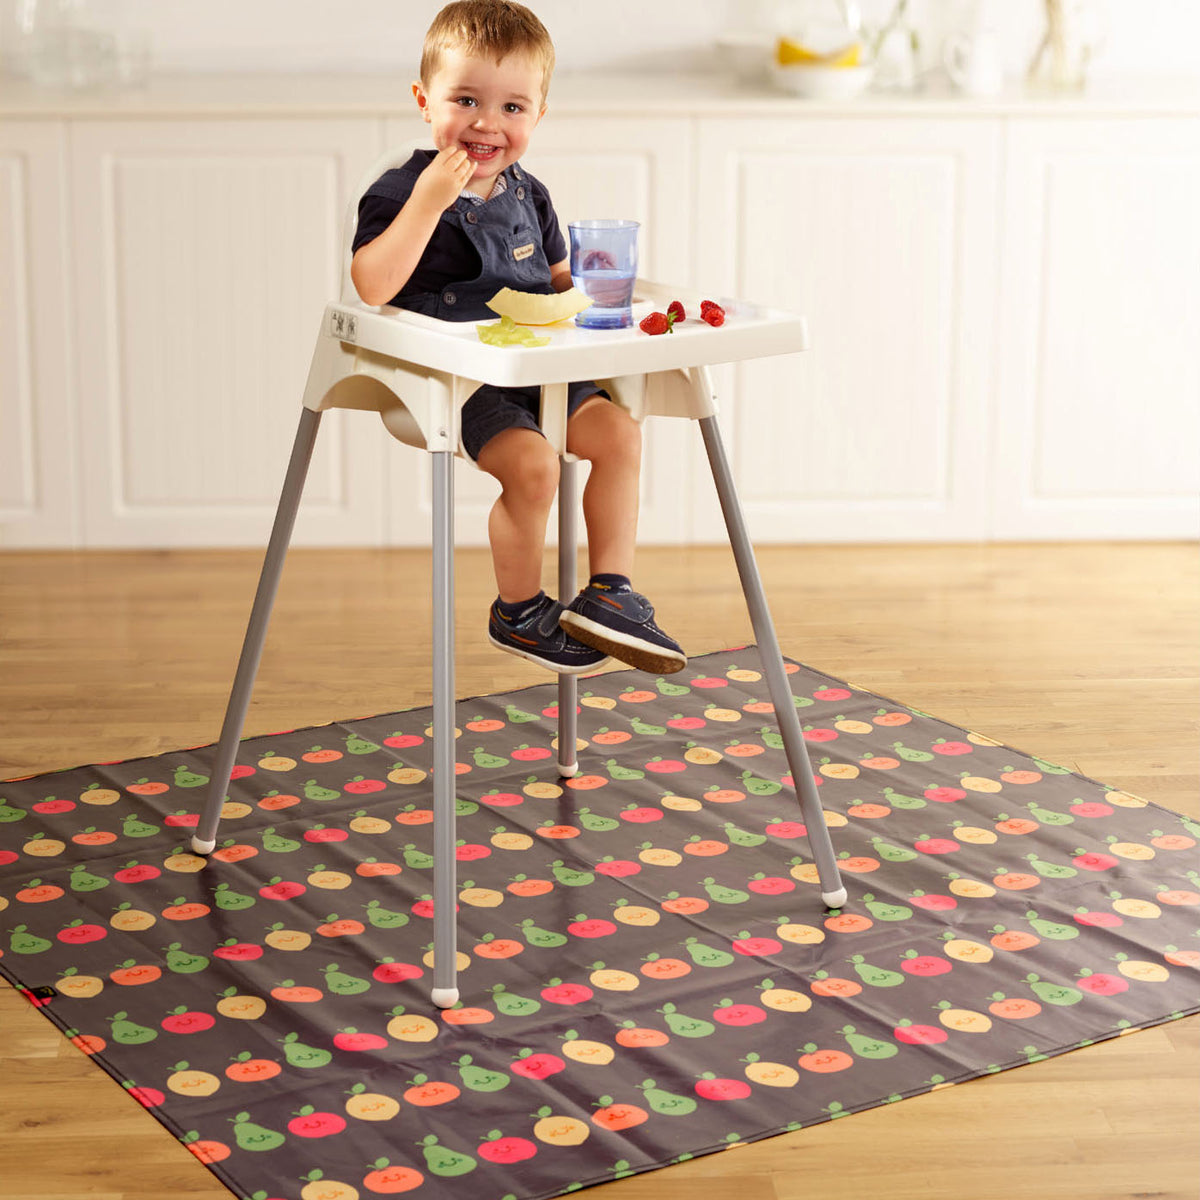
[512,242,535,261]
[331,310,358,343]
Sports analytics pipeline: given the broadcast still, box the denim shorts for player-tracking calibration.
[460,381,609,461]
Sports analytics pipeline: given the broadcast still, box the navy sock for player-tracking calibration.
[589,573,632,592]
[495,591,546,621]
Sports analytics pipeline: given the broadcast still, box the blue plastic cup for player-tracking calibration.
[569,219,639,329]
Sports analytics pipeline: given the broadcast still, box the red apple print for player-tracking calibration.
[287,1107,348,1137]
[925,787,966,803]
[1075,971,1129,996]
[712,1002,767,1027]
[373,961,424,984]
[1073,850,1119,871]
[645,758,688,773]
[478,1133,538,1165]
[747,875,795,895]
[567,917,618,939]
[333,1030,389,1052]
[667,716,706,730]
[542,704,582,719]
[0,850,17,867]
[455,843,490,861]
[691,676,727,688]
[384,732,424,749]
[620,806,663,823]
[765,820,806,839]
[213,942,263,962]
[695,1076,753,1100]
[304,827,348,843]
[893,1021,949,1045]
[480,791,524,807]
[914,836,960,855]
[511,1052,566,1079]
[595,859,641,878]
[113,863,161,884]
[33,797,75,814]
[124,1085,165,1108]
[259,879,306,900]
[411,899,436,919]
[803,727,837,742]
[931,740,973,756]
[540,980,594,1005]
[161,1009,216,1034]
[164,812,199,827]
[344,777,386,794]
[1073,910,1123,928]
[1070,801,1114,818]
[57,922,107,945]
[909,892,957,912]
[510,745,552,761]
[812,687,852,701]
[901,953,953,977]
[732,934,784,956]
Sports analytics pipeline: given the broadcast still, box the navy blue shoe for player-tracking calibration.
[559,583,686,675]
[489,593,609,675]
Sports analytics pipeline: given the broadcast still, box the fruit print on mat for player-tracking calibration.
[1,647,1197,1200]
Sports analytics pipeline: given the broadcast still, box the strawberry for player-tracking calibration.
[639,311,674,336]
[667,300,686,323]
[700,300,726,327]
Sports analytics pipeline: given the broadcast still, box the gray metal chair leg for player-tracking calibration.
[429,450,460,1008]
[556,456,579,778]
[192,406,324,855]
[698,414,848,908]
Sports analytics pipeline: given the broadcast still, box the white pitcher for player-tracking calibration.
[942,27,1004,96]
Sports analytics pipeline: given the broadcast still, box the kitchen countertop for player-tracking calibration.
[2,69,1199,119]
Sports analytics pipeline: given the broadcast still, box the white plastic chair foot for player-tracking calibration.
[191,836,217,855]
[822,887,849,909]
[557,760,579,778]
[431,986,460,1009]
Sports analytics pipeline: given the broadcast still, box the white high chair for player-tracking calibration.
[190,142,847,1008]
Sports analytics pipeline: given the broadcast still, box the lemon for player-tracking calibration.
[775,36,862,68]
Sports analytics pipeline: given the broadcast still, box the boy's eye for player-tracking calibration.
[503,103,524,114]
[454,96,477,107]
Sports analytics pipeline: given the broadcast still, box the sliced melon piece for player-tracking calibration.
[486,286,593,325]
[476,314,550,348]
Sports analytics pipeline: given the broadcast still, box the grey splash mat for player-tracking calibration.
[1,647,1197,1200]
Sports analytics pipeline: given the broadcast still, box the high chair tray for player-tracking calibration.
[324,280,809,389]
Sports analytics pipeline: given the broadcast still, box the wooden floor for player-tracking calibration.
[1,542,1197,1200]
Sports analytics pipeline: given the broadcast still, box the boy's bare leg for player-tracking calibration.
[566,397,642,579]
[476,427,561,602]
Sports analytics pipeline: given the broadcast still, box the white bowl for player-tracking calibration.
[771,62,875,100]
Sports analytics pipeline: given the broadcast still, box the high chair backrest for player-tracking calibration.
[340,139,436,305]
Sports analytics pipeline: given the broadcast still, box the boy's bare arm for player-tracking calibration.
[350,147,474,306]
[550,258,573,292]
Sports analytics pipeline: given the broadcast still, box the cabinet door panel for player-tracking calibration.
[380,116,694,549]
[0,122,75,545]
[695,118,1000,543]
[70,118,385,546]
[995,118,1200,537]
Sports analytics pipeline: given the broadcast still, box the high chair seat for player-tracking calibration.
[189,141,847,1008]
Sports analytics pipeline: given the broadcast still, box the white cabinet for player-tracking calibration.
[0,121,75,546]
[695,116,1002,543]
[994,116,1200,538]
[68,117,387,546]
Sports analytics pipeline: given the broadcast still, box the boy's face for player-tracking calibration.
[414,46,547,198]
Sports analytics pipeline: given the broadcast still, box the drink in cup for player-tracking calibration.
[569,219,638,329]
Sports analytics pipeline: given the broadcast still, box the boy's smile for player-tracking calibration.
[414,46,546,198]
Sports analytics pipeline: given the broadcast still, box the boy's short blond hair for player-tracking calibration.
[421,1,555,101]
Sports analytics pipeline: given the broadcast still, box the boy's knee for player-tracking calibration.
[503,439,560,508]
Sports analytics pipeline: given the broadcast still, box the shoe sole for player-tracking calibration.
[559,611,686,675]
[488,633,608,676]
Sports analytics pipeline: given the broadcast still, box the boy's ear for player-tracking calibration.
[412,80,431,122]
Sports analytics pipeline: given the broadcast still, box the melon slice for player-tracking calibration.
[476,315,550,348]
[486,286,593,325]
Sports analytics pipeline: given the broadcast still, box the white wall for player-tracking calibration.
[38,0,1200,79]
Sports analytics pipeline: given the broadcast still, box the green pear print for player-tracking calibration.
[518,919,569,948]
[657,1003,715,1038]
[173,764,209,788]
[345,733,381,755]
[260,828,302,853]
[230,1112,286,1152]
[1023,974,1083,1006]
[702,877,750,905]
[122,813,159,838]
[848,955,905,988]
[840,1025,898,1059]
[630,716,667,736]
[164,944,209,974]
[8,926,51,954]
[639,1079,698,1115]
[108,1011,158,1045]
[455,1055,510,1092]
[420,1134,477,1177]
[0,797,26,822]
[551,861,594,887]
[69,864,109,892]
[1024,910,1079,940]
[488,984,542,1017]
[682,937,735,968]
[212,883,256,911]
[505,703,538,723]
[322,964,372,995]
[280,1033,333,1069]
[302,779,340,801]
[472,746,508,768]
[861,894,914,922]
[364,900,410,929]
[578,808,621,832]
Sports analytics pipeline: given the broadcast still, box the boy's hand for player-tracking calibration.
[412,145,475,211]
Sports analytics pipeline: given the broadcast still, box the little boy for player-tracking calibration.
[351,0,685,676]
